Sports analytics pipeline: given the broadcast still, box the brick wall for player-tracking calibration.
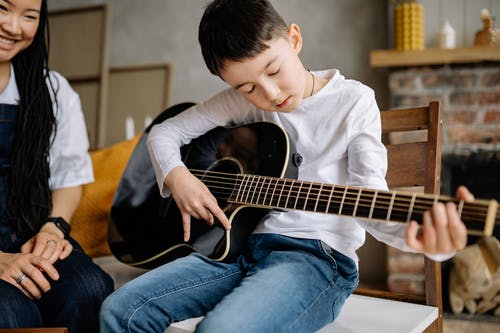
[386,246,426,295]
[386,64,500,296]
[389,65,500,154]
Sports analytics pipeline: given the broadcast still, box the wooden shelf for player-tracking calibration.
[370,46,500,68]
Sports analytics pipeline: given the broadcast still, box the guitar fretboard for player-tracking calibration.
[190,169,497,236]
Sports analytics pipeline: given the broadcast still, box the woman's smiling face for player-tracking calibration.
[0,0,41,63]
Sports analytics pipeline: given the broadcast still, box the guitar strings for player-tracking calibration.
[191,169,484,213]
[190,169,490,216]
[200,179,493,226]
[189,168,476,211]
[189,169,494,225]
[190,170,488,218]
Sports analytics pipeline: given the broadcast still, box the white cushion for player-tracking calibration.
[166,294,438,333]
[93,255,148,289]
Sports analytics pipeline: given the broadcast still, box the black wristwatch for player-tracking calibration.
[46,217,71,238]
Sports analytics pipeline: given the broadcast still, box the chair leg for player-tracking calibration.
[422,318,441,333]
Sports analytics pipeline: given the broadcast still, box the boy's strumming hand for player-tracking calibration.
[165,166,231,242]
[405,186,472,255]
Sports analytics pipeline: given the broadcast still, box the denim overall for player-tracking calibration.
[0,103,114,331]
[0,103,21,251]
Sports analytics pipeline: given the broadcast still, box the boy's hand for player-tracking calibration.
[166,166,231,242]
[406,186,472,255]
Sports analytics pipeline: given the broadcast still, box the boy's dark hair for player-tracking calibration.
[199,0,288,76]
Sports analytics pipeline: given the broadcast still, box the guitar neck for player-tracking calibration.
[194,170,497,237]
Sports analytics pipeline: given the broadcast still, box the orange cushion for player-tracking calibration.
[71,135,141,257]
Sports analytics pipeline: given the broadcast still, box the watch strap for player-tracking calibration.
[46,217,71,238]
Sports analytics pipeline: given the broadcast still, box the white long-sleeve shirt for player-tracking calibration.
[0,65,94,190]
[147,69,447,263]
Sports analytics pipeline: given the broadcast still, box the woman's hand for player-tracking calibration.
[0,251,60,299]
[406,186,472,254]
[166,166,231,242]
[20,224,72,264]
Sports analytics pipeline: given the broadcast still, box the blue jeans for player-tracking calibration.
[0,238,114,332]
[100,233,358,333]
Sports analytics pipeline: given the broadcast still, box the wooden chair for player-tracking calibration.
[166,101,444,333]
[352,100,444,333]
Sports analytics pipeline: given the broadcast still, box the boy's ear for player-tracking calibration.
[287,23,302,54]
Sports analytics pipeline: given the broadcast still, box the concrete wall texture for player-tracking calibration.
[48,0,389,108]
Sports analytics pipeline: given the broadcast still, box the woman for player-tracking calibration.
[0,0,113,331]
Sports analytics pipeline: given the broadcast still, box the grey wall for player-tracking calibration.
[412,0,500,48]
[48,0,389,109]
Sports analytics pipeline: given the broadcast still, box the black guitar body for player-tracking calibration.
[109,103,300,269]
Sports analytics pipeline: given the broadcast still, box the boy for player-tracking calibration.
[100,0,470,332]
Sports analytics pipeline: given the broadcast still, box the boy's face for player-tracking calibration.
[219,24,309,113]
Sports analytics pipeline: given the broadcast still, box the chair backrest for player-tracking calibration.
[356,101,443,333]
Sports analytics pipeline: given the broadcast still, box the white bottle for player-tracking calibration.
[439,20,456,49]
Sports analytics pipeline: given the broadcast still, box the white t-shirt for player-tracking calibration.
[0,65,94,190]
[147,69,447,263]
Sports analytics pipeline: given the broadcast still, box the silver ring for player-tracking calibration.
[16,273,27,284]
[47,239,57,245]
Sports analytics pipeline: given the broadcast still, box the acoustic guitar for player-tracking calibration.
[109,105,498,269]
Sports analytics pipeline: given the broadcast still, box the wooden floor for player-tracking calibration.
[443,318,500,333]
